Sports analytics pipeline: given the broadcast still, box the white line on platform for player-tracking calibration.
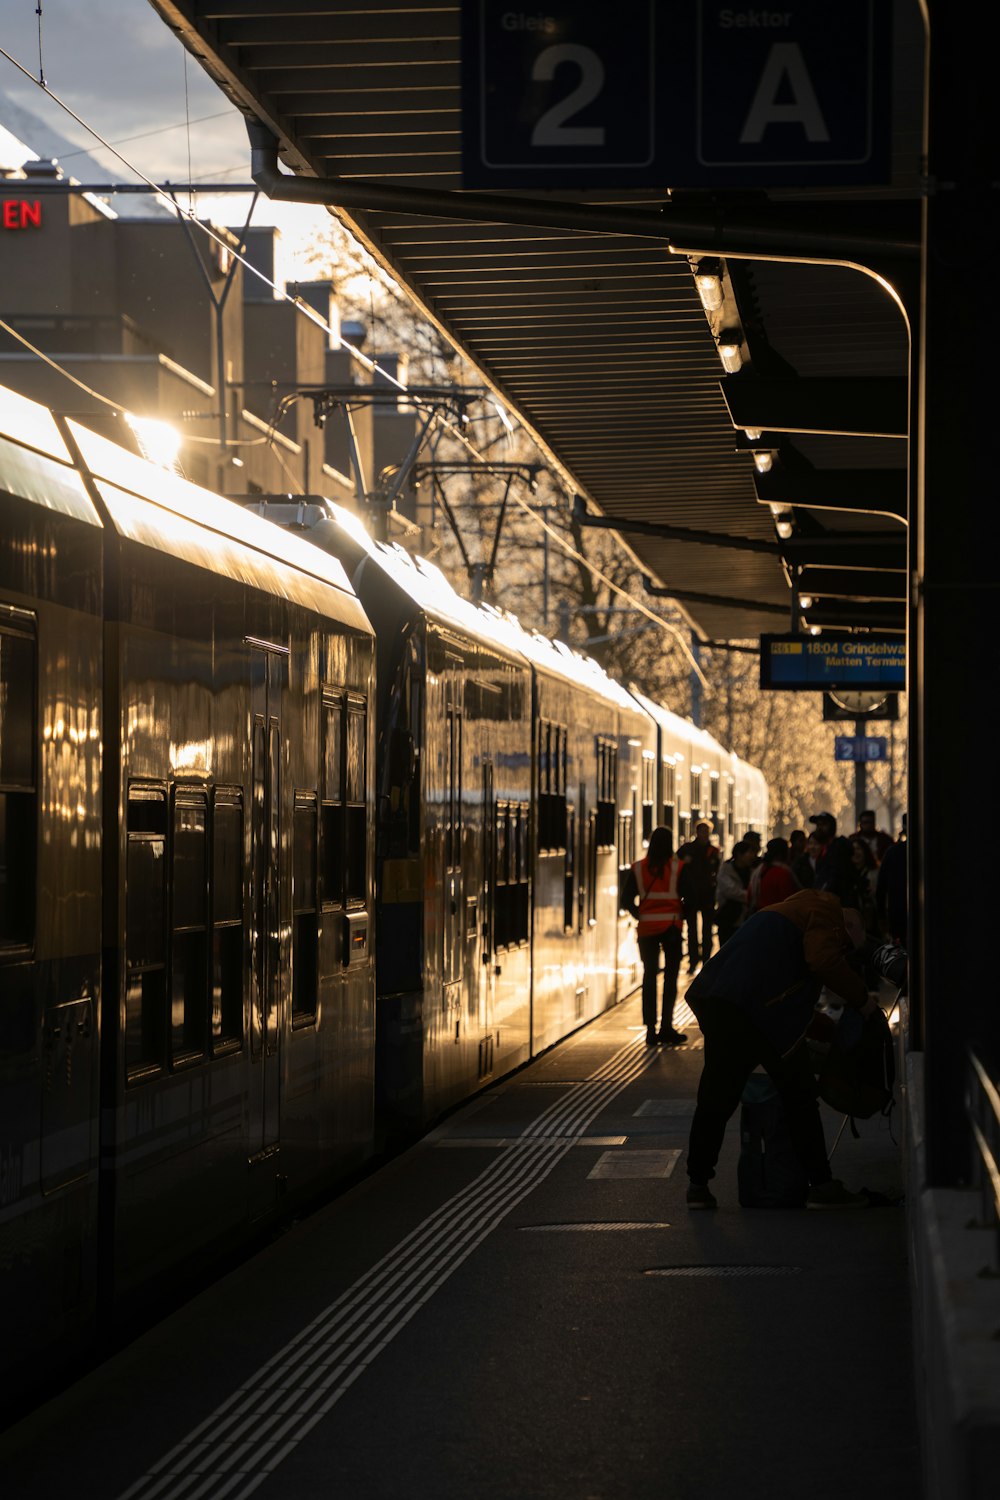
[117,1036,658,1500]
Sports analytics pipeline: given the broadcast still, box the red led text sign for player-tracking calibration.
[2,200,43,229]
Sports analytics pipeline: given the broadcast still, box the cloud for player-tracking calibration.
[0,0,246,180]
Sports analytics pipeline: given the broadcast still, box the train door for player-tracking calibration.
[248,641,287,1187]
[442,696,463,1030]
[477,757,496,1074]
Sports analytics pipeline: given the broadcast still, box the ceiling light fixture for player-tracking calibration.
[744,428,763,442]
[716,330,743,374]
[694,258,724,313]
[752,450,775,474]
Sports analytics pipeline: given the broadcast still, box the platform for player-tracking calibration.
[0,986,919,1500]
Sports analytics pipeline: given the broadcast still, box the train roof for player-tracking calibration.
[629,686,742,773]
[0,381,373,634]
[66,420,371,631]
[323,501,647,711]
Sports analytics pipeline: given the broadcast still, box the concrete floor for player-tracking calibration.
[0,989,919,1500]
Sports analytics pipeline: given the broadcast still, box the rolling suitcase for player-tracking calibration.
[737,1073,808,1209]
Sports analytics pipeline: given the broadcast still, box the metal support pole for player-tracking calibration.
[690,633,703,728]
[854,718,867,830]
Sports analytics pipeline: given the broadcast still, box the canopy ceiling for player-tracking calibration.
[149,0,924,644]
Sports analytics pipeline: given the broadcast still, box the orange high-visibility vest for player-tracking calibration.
[632,856,684,937]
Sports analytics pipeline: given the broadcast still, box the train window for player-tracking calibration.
[346,704,365,803]
[690,769,702,815]
[641,752,655,844]
[726,781,735,839]
[564,804,577,932]
[661,759,676,828]
[596,738,617,849]
[125,786,167,1078]
[171,791,208,1063]
[538,719,568,853]
[345,699,367,905]
[0,616,36,951]
[320,690,369,912]
[212,791,243,1050]
[323,694,343,803]
[292,795,318,1022]
[446,705,463,872]
[710,774,720,817]
[494,801,529,949]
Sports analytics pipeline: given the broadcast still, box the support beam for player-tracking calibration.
[643,576,787,615]
[721,374,908,438]
[754,467,907,520]
[803,600,905,630]
[795,567,907,602]
[574,497,780,555]
[246,121,920,262]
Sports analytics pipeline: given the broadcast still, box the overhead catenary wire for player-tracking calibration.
[0,41,705,683]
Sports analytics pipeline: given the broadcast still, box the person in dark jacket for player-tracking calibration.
[876,816,908,943]
[684,889,876,1210]
[809,811,854,902]
[677,820,721,971]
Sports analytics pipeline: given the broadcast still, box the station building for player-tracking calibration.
[0,151,418,515]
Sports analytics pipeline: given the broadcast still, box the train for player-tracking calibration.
[0,379,767,1410]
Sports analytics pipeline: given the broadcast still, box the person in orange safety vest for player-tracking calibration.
[621,825,690,1047]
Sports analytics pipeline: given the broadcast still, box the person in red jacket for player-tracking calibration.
[622,826,688,1047]
[757,837,799,909]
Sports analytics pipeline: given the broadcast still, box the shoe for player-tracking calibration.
[645,1028,658,1047]
[658,1029,687,1046]
[806,1179,869,1210]
[686,1182,717,1210]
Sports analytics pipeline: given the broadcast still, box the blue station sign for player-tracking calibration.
[461,1,892,189]
[835,735,889,763]
[760,633,905,692]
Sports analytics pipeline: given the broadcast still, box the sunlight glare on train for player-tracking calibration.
[125,413,182,471]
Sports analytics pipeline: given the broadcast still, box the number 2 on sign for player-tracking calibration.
[531,44,606,147]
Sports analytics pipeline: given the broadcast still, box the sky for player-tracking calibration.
[0,0,330,258]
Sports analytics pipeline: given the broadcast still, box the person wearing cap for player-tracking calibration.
[684,888,876,1210]
[808,812,853,903]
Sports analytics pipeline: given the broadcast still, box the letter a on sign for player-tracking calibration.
[740,44,830,144]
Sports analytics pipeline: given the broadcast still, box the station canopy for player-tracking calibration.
[150,1,923,645]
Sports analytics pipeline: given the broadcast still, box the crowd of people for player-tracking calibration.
[622,807,909,1211]
[622,808,909,1048]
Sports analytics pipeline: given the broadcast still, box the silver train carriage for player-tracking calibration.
[0,385,768,1410]
[0,384,377,1409]
[239,501,768,1135]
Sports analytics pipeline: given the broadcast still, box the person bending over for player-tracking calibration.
[684,889,875,1210]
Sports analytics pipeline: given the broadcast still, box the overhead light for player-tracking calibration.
[809,625,822,636]
[230,454,245,468]
[694,258,724,313]
[716,330,743,374]
[744,428,763,442]
[799,593,814,609]
[776,518,794,539]
[752,450,775,474]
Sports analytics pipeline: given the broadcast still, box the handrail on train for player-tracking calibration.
[967,1049,1000,1270]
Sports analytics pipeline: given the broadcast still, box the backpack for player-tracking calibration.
[817,1005,895,1122]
